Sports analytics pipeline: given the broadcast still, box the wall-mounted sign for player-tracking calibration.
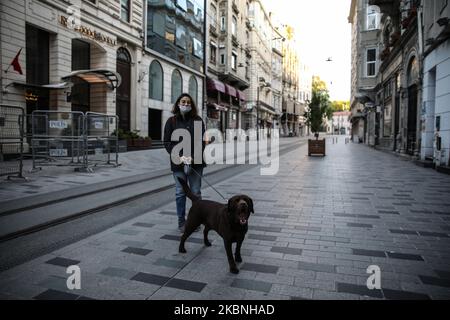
[59,15,117,46]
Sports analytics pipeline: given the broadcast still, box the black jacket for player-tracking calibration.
[163,114,206,172]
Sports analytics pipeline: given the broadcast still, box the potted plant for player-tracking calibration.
[304,77,332,157]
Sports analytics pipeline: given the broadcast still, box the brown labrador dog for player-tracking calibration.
[176,177,254,274]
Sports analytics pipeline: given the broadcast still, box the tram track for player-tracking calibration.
[0,139,307,244]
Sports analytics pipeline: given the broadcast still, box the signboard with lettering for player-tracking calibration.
[49,120,68,129]
[59,16,117,46]
[49,149,68,157]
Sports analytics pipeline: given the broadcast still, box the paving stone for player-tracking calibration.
[131,272,171,286]
[248,234,277,241]
[271,246,303,256]
[231,279,272,293]
[33,289,80,300]
[100,267,137,279]
[386,252,424,261]
[122,247,153,256]
[419,275,450,288]
[164,278,207,293]
[240,263,279,274]
[45,257,81,268]
[298,261,336,273]
[336,282,383,298]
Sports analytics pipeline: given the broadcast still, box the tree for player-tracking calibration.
[304,76,332,135]
[330,100,350,112]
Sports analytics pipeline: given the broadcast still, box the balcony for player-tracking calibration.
[231,35,239,47]
[210,25,218,38]
[232,1,239,14]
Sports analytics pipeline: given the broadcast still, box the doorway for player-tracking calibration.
[148,109,162,140]
[116,48,131,132]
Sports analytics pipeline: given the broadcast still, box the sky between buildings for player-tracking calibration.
[264,0,352,101]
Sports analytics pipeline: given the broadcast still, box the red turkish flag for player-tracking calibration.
[10,49,23,75]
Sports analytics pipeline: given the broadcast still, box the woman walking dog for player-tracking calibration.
[163,93,206,232]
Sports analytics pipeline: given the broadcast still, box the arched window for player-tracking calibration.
[149,60,163,101]
[407,56,419,87]
[188,76,198,105]
[117,47,131,63]
[171,69,183,103]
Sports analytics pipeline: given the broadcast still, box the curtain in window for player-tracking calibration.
[149,60,163,101]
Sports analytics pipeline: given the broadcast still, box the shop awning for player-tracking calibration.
[8,81,73,89]
[62,69,122,90]
[206,78,226,93]
[236,90,246,101]
[225,84,237,97]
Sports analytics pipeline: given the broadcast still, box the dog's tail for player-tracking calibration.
[176,177,201,202]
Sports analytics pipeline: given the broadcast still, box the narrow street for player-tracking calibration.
[1,138,449,300]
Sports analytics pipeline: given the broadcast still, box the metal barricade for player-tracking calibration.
[31,110,86,171]
[0,105,25,179]
[83,112,119,170]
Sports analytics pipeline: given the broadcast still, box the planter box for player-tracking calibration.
[126,138,152,151]
[308,139,326,156]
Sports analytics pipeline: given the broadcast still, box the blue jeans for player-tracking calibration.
[173,167,203,227]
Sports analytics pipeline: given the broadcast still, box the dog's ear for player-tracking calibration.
[243,196,254,214]
[227,196,238,213]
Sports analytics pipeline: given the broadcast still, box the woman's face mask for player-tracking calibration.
[179,105,192,114]
[179,97,192,114]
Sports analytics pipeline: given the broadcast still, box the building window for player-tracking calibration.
[188,76,198,105]
[231,52,237,70]
[210,3,217,28]
[367,6,379,30]
[153,11,165,37]
[366,48,377,77]
[121,0,130,22]
[220,53,225,65]
[147,0,204,72]
[210,42,217,64]
[26,24,49,85]
[149,60,163,101]
[232,16,237,36]
[176,24,187,49]
[220,15,226,31]
[171,69,183,103]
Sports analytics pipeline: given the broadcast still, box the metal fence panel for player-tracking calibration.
[84,112,119,169]
[0,105,24,178]
[31,110,86,170]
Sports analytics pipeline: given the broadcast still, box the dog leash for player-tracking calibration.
[188,165,228,202]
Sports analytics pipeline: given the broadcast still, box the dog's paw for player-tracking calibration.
[204,240,212,247]
[235,255,242,263]
[230,267,239,274]
[179,247,187,253]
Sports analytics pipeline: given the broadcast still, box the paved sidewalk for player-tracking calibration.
[1,139,450,300]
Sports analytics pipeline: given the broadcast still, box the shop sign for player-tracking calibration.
[59,15,117,46]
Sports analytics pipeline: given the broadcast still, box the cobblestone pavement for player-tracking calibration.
[1,139,450,300]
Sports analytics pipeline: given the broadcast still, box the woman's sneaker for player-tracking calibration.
[178,222,185,233]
